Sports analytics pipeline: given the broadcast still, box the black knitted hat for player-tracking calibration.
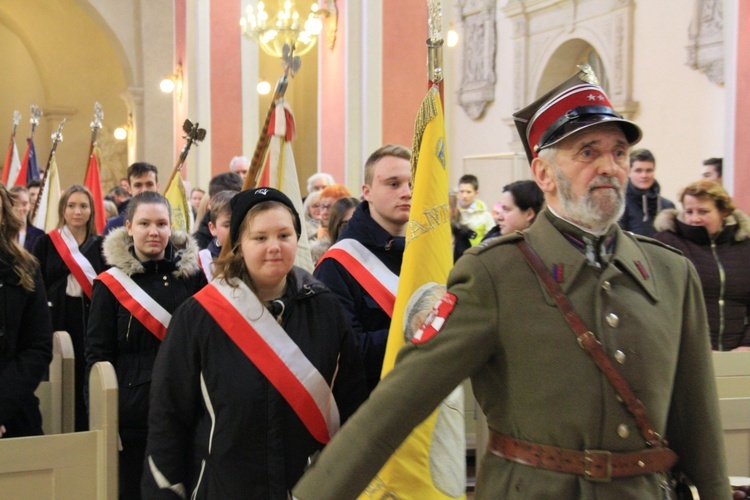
[229,188,301,247]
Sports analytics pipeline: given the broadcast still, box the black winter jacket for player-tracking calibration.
[313,201,404,392]
[0,257,53,437]
[85,228,206,436]
[618,180,675,237]
[654,208,750,350]
[32,231,106,334]
[142,269,367,499]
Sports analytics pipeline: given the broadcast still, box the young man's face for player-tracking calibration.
[628,160,656,191]
[209,212,231,247]
[701,164,721,183]
[457,183,478,209]
[28,187,40,208]
[362,155,412,235]
[129,171,159,196]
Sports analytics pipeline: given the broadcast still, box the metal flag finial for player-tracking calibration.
[51,118,66,144]
[91,102,104,131]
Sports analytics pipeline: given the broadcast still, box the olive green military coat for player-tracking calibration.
[294,211,730,499]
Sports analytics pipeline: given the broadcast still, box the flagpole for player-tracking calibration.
[242,43,301,191]
[30,118,65,221]
[427,0,444,100]
[1,111,21,184]
[28,105,42,143]
[162,119,206,196]
[86,102,104,172]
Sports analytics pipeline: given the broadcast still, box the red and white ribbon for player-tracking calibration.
[194,279,340,444]
[319,238,399,317]
[49,226,98,298]
[97,268,172,340]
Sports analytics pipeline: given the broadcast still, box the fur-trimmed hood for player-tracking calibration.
[654,207,750,242]
[102,226,201,278]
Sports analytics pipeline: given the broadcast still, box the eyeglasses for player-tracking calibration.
[320,205,332,211]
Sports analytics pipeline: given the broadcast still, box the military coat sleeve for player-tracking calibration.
[294,245,500,498]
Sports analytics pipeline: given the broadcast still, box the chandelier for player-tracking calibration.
[241,1,328,58]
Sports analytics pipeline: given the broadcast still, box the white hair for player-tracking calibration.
[306,172,335,193]
[229,156,250,171]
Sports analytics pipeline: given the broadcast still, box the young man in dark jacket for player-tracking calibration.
[314,144,412,393]
[618,148,675,237]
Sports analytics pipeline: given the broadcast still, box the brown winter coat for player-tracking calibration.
[654,208,750,350]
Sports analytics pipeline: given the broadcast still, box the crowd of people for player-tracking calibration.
[0,67,743,499]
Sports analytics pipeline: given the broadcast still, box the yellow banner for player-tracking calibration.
[362,87,464,500]
[164,174,191,233]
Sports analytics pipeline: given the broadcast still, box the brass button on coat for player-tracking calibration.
[606,313,619,328]
[617,424,629,438]
[602,281,611,291]
[615,350,626,364]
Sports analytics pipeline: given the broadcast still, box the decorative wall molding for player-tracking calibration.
[502,0,639,153]
[456,0,497,120]
[686,0,724,85]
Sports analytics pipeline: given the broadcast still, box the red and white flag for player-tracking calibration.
[84,147,107,233]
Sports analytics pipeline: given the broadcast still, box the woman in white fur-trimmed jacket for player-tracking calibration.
[86,191,207,500]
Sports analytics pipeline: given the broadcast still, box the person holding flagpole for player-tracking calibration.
[142,187,366,499]
[314,144,412,393]
[85,191,205,499]
[32,184,106,432]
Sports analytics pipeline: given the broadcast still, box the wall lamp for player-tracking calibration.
[160,63,184,101]
[313,1,338,50]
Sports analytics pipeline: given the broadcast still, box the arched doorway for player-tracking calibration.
[535,39,609,98]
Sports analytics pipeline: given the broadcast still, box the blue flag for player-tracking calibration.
[26,138,40,183]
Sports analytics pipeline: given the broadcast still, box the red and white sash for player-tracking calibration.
[318,239,399,317]
[194,279,340,444]
[198,248,214,282]
[97,268,172,340]
[49,227,98,299]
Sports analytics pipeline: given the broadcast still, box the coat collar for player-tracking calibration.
[102,226,201,279]
[525,209,659,302]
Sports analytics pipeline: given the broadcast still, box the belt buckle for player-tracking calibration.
[584,449,612,482]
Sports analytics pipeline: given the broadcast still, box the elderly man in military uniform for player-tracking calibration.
[292,67,730,499]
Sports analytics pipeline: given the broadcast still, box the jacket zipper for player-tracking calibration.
[710,240,726,350]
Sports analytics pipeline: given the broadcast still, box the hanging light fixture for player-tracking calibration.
[241,1,335,58]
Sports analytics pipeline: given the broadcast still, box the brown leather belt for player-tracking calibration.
[488,431,678,482]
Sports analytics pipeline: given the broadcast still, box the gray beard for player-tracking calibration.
[555,169,625,235]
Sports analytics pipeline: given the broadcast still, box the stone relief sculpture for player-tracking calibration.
[686,0,724,85]
[457,0,496,120]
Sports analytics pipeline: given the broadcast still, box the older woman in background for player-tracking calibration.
[302,190,322,241]
[654,180,750,351]
[311,197,359,263]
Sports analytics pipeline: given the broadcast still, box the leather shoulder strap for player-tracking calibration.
[516,239,666,447]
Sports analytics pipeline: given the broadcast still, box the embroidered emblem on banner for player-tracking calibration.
[411,292,457,345]
[435,136,446,169]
